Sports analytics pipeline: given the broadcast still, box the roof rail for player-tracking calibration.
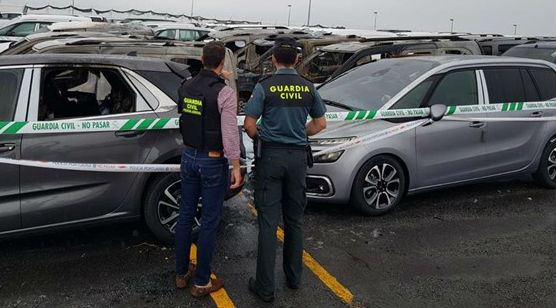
[359,35,469,43]
[66,39,104,46]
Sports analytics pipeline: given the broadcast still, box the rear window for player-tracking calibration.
[529,68,556,100]
[503,46,556,63]
[0,69,24,121]
[484,68,527,103]
[137,70,184,103]
[481,45,493,55]
[498,44,519,55]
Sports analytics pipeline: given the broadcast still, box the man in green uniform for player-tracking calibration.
[244,37,327,302]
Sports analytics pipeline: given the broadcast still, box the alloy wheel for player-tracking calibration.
[548,148,556,181]
[157,180,202,234]
[362,163,401,209]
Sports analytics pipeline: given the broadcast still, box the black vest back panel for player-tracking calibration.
[260,74,315,108]
[178,70,226,151]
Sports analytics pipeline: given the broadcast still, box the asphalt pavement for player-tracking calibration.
[1,178,555,308]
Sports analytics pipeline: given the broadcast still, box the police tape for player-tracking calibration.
[0,158,182,172]
[0,158,258,172]
[0,120,429,172]
[1,109,556,172]
[0,101,554,135]
[313,119,429,158]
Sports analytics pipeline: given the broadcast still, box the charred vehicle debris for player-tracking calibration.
[2,20,555,113]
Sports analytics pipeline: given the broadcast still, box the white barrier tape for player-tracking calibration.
[0,158,254,173]
[313,119,430,158]
[0,101,554,135]
[0,101,554,172]
[0,120,428,172]
[0,158,181,172]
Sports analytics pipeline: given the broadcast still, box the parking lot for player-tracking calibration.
[1,178,555,308]
[1,2,556,308]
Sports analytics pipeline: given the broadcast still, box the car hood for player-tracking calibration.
[312,105,399,139]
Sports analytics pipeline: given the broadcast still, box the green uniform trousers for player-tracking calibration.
[254,146,307,295]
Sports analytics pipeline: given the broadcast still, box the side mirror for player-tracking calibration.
[7,31,16,36]
[429,104,447,122]
[234,41,246,48]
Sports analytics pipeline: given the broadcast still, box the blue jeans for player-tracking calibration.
[175,147,228,285]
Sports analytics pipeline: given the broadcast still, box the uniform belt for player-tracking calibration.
[261,141,306,150]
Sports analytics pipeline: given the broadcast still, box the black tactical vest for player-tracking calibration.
[260,74,315,109]
[178,69,226,151]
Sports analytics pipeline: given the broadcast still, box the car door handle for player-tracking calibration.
[469,121,486,128]
[0,143,16,153]
[531,111,544,117]
[115,131,146,138]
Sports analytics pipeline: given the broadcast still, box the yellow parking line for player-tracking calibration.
[247,203,355,306]
[190,244,236,308]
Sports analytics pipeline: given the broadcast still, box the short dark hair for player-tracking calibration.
[272,38,298,66]
[203,41,226,69]
[273,46,297,66]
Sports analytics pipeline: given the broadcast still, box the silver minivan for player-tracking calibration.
[0,54,244,242]
[309,56,556,215]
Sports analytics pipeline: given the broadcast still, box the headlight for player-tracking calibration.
[314,150,344,163]
[309,137,356,146]
[310,137,355,163]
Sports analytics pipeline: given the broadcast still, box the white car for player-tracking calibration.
[154,24,213,41]
[0,14,92,43]
[0,12,22,26]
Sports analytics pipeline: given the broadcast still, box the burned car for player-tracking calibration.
[502,41,556,64]
[1,31,146,55]
[471,36,553,56]
[9,36,239,95]
[300,36,483,83]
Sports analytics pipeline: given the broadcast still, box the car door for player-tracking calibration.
[19,65,160,228]
[414,69,489,188]
[481,66,554,173]
[0,67,31,232]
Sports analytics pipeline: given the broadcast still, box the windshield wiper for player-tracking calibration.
[323,99,354,111]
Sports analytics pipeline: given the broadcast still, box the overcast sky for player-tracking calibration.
[3,0,556,36]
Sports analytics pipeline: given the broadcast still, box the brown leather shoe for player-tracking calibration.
[176,264,196,289]
[190,278,225,297]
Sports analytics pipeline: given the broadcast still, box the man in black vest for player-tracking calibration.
[244,37,327,302]
[175,41,243,297]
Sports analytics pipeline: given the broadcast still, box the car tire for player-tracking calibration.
[144,173,202,244]
[350,155,407,216]
[534,137,556,189]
